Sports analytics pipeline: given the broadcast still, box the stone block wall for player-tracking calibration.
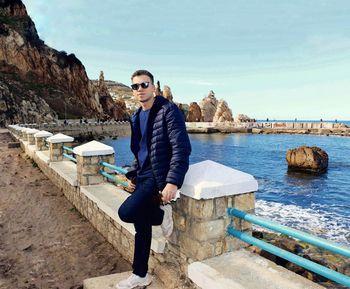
[14,128,259,288]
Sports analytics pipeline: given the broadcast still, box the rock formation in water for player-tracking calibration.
[286,146,328,173]
[213,100,233,122]
[163,85,173,102]
[0,0,123,124]
[199,90,218,122]
[187,102,202,122]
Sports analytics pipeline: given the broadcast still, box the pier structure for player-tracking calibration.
[7,124,348,289]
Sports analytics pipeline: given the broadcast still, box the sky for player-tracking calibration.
[22,0,350,120]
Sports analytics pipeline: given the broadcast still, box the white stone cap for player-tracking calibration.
[181,160,258,200]
[73,140,114,157]
[22,127,32,132]
[26,129,40,135]
[34,130,53,138]
[46,133,74,143]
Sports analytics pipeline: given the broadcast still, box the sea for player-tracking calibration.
[103,122,350,246]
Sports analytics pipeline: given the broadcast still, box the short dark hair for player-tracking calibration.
[131,70,154,84]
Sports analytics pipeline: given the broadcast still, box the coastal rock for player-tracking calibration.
[286,146,328,173]
[97,71,109,96]
[251,231,350,287]
[187,102,202,122]
[199,90,218,122]
[0,78,57,125]
[163,85,173,102]
[0,0,120,123]
[176,103,189,120]
[155,80,162,96]
[236,114,255,122]
[96,71,129,120]
[213,100,233,122]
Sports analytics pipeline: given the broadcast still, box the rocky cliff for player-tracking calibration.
[0,0,125,125]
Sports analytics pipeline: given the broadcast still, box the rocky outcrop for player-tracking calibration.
[0,76,56,125]
[163,85,173,102]
[199,90,218,122]
[96,71,129,120]
[213,100,233,122]
[236,114,255,123]
[0,0,121,124]
[286,146,328,173]
[187,102,202,122]
[155,81,162,96]
[176,103,189,120]
[250,231,349,288]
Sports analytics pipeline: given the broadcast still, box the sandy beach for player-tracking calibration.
[0,130,130,289]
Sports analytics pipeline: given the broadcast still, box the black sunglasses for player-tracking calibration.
[131,82,150,90]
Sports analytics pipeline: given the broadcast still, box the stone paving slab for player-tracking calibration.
[83,271,164,289]
[35,150,50,164]
[49,160,78,186]
[188,249,325,289]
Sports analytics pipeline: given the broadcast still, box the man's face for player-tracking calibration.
[131,75,155,104]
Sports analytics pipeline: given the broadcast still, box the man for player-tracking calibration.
[117,70,191,289]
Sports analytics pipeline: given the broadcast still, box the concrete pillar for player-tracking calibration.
[170,160,258,262]
[26,129,40,145]
[21,128,31,140]
[73,140,115,186]
[46,133,74,162]
[34,131,53,151]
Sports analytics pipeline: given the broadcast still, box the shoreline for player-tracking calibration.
[186,121,350,137]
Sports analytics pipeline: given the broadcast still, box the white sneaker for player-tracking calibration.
[116,273,152,289]
[160,204,173,238]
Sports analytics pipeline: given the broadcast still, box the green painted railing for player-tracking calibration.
[227,208,350,287]
[62,145,76,163]
[99,161,128,187]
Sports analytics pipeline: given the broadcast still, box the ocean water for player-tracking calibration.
[103,133,350,246]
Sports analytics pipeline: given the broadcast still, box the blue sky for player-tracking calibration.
[22,0,350,120]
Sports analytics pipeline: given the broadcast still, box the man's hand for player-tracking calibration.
[161,183,178,203]
[125,179,136,193]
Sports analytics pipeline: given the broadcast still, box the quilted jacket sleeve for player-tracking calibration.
[165,104,192,187]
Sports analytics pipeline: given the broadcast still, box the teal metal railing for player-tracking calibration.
[62,145,77,163]
[99,161,128,187]
[227,208,350,287]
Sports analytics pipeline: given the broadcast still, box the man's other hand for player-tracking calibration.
[125,179,136,193]
[161,183,178,203]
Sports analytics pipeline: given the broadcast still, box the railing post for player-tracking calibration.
[46,133,74,162]
[73,140,115,186]
[168,160,258,262]
[34,131,53,151]
[21,127,31,140]
[26,129,40,145]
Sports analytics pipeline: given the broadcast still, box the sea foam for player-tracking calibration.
[255,200,350,246]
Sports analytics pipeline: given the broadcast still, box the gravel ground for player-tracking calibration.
[0,130,130,289]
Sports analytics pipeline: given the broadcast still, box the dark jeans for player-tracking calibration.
[118,176,164,277]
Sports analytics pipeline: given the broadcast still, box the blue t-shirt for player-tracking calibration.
[137,109,153,177]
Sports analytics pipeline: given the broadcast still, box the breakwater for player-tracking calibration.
[186,121,350,136]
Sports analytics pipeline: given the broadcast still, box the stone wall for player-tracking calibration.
[17,122,131,140]
[9,126,258,288]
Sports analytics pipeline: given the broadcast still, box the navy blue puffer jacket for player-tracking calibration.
[127,96,191,190]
